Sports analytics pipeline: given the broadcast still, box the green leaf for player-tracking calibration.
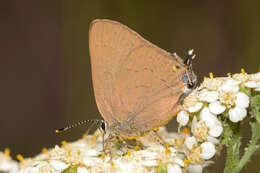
[62,166,78,173]
[240,86,251,96]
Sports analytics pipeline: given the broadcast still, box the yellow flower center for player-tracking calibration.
[220,91,236,107]
[193,121,209,141]
[184,94,198,109]
[232,73,249,83]
[188,146,203,164]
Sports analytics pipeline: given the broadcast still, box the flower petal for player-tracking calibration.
[177,111,189,126]
[167,164,182,173]
[200,107,223,137]
[188,102,203,113]
[198,90,219,103]
[185,136,197,150]
[249,72,260,82]
[219,79,240,92]
[206,136,220,144]
[77,167,89,173]
[235,92,249,108]
[49,160,69,171]
[209,101,226,115]
[200,107,215,121]
[199,142,216,160]
[229,107,247,122]
[244,81,259,88]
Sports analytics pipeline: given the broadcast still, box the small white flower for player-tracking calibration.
[83,157,102,167]
[219,91,237,108]
[49,160,69,171]
[199,142,216,160]
[244,81,259,88]
[209,101,226,115]
[201,78,223,91]
[188,164,203,173]
[177,111,189,126]
[115,162,134,173]
[232,73,249,83]
[77,167,89,173]
[167,164,182,173]
[188,102,203,113]
[185,136,198,150]
[206,136,220,144]
[200,108,223,138]
[142,160,158,166]
[249,72,260,82]
[219,78,240,92]
[235,92,249,108]
[0,159,19,173]
[191,117,209,141]
[229,107,247,122]
[198,90,219,103]
[184,93,203,113]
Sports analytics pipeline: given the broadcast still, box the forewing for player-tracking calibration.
[89,19,145,123]
[112,45,187,130]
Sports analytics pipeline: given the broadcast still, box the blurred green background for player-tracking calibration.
[1,0,260,172]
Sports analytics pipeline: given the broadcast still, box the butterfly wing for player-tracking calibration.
[112,45,187,130]
[89,19,145,123]
[89,19,188,129]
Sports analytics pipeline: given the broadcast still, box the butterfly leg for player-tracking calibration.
[150,129,173,154]
[118,137,131,156]
[150,129,166,145]
[103,134,116,165]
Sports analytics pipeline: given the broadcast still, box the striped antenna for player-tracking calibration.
[55,119,105,133]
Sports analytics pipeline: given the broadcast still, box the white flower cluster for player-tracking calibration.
[0,149,19,173]
[176,71,260,172]
[0,71,259,173]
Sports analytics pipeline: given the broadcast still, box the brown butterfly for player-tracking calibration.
[57,19,196,149]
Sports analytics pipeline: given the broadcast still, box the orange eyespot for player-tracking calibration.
[172,65,180,72]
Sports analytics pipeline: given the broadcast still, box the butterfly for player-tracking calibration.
[57,19,196,152]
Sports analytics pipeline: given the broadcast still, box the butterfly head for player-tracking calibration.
[182,49,197,89]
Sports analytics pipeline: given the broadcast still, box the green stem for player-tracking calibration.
[233,101,260,172]
[223,123,241,173]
